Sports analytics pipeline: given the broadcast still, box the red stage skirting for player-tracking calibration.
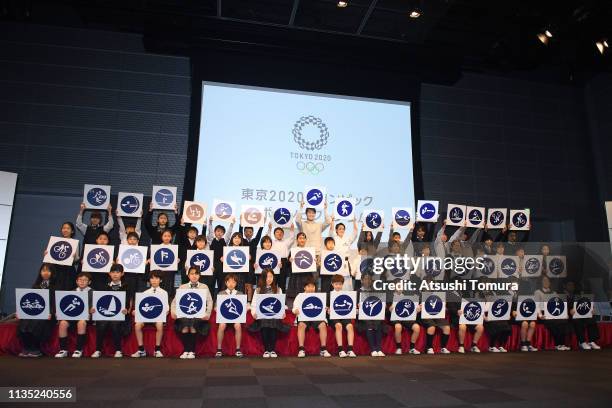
[1,313,610,357]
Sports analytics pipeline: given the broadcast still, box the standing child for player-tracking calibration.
[117,210,141,245]
[76,203,114,246]
[389,278,421,355]
[215,273,244,358]
[144,203,179,245]
[286,232,312,300]
[177,221,200,285]
[91,263,132,358]
[46,222,79,290]
[564,281,601,350]
[534,275,571,351]
[131,270,168,358]
[89,231,115,291]
[225,232,250,294]
[207,216,235,296]
[18,264,56,358]
[292,276,331,358]
[55,272,92,358]
[296,200,331,277]
[240,223,264,301]
[268,222,296,291]
[356,273,386,357]
[118,231,146,293]
[358,227,382,256]
[328,274,357,358]
[155,230,177,296]
[171,266,214,359]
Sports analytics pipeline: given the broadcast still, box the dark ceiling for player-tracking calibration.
[2,0,611,85]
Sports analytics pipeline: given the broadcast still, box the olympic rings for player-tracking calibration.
[296,161,324,175]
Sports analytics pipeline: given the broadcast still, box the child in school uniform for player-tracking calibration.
[388,225,413,253]
[76,203,114,246]
[207,216,235,296]
[296,200,331,276]
[389,278,421,355]
[357,273,386,357]
[225,232,250,294]
[117,210,142,245]
[171,266,214,359]
[55,272,93,358]
[90,231,115,291]
[131,270,168,358]
[358,227,383,256]
[564,280,601,350]
[155,229,178,296]
[420,277,451,355]
[249,268,289,358]
[117,231,147,293]
[286,232,313,300]
[448,281,484,354]
[144,202,179,245]
[215,273,244,358]
[292,276,331,358]
[177,220,199,285]
[268,222,296,291]
[534,275,571,351]
[18,263,56,358]
[482,283,512,353]
[320,237,338,293]
[91,263,133,358]
[46,221,79,290]
[328,274,357,358]
[331,216,359,255]
[240,222,264,300]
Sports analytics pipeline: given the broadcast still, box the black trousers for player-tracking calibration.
[260,328,278,352]
[572,318,599,343]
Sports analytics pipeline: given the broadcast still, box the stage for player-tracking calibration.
[1,350,611,408]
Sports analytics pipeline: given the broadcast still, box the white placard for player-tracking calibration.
[152,186,177,210]
[516,296,538,321]
[473,255,498,278]
[416,200,439,223]
[543,294,568,320]
[135,291,168,323]
[82,244,114,273]
[362,209,384,232]
[466,206,485,228]
[117,244,148,274]
[329,290,357,320]
[420,292,446,319]
[321,250,345,276]
[150,244,179,271]
[509,209,530,231]
[223,246,250,273]
[391,207,414,230]
[497,255,519,278]
[359,292,386,320]
[272,206,293,227]
[117,192,144,217]
[334,197,356,220]
[573,295,593,319]
[55,290,90,321]
[522,255,543,277]
[460,300,485,325]
[546,256,567,278]
[43,236,79,266]
[182,201,207,224]
[290,247,316,273]
[92,291,126,321]
[241,205,265,229]
[486,208,507,229]
[253,293,286,320]
[212,199,236,221]
[175,288,209,319]
[255,249,281,274]
[294,292,327,322]
[485,296,512,321]
[390,294,419,321]
[304,186,326,208]
[420,257,445,280]
[83,184,110,209]
[216,294,248,323]
[446,204,466,227]
[185,249,214,276]
[15,288,50,320]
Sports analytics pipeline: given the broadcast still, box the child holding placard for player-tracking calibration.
[564,281,601,350]
[117,209,141,245]
[91,264,132,358]
[171,266,214,359]
[292,276,331,358]
[240,223,263,300]
[18,263,56,358]
[177,221,200,284]
[296,200,331,258]
[145,202,179,245]
[226,232,249,293]
[356,273,386,357]
[55,272,92,358]
[215,273,244,358]
[207,216,235,296]
[46,221,79,290]
[76,203,114,246]
[389,278,421,355]
[358,227,382,256]
[90,231,115,291]
[131,270,168,358]
[120,231,146,293]
[328,274,356,358]
[534,275,571,351]
[286,232,312,299]
[268,222,296,292]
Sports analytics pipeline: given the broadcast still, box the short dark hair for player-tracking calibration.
[243,226,253,232]
[187,266,199,275]
[195,235,207,243]
[305,207,316,214]
[214,225,226,233]
[90,211,102,219]
[392,232,401,238]
[225,273,238,283]
[335,222,345,230]
[297,232,306,240]
[324,237,335,245]
[126,231,140,241]
[188,226,198,234]
[109,263,124,273]
[303,276,316,288]
[331,274,344,284]
[149,270,164,280]
[76,272,92,281]
[273,227,283,234]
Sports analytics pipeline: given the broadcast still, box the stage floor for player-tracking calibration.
[0,351,611,408]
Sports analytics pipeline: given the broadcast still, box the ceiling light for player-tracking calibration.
[537,33,549,45]
[337,1,348,8]
[409,9,421,18]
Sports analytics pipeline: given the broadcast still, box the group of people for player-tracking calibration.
[15,198,603,358]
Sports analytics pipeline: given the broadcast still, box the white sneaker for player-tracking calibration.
[370,351,377,357]
[114,351,123,358]
[528,345,538,352]
[91,350,101,358]
[590,342,601,350]
[179,351,190,359]
[562,345,571,351]
[71,350,82,358]
[440,348,451,354]
[471,345,481,353]
[489,347,500,353]
[409,348,420,355]
[347,350,357,358]
[54,350,68,358]
[520,345,529,352]
[154,350,164,358]
[395,348,402,355]
[263,351,271,358]
[498,347,507,353]
[338,350,347,358]
[131,350,146,358]
[298,349,306,358]
[269,351,278,358]
[187,352,196,359]
[580,342,592,350]
[555,345,567,351]
[426,348,435,355]
[320,350,331,357]
[457,346,465,354]
[377,351,385,357]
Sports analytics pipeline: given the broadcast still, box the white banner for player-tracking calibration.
[515,296,538,321]
[509,209,530,231]
[320,250,345,276]
[522,255,543,277]
[359,292,386,320]
[446,204,466,227]
[212,199,236,221]
[497,255,519,278]
[185,249,214,276]
[272,206,293,227]
[466,206,485,228]
[416,200,439,223]
[573,295,594,319]
[459,300,485,325]
[390,294,418,321]
[546,256,567,278]
[255,249,281,274]
[391,207,414,230]
[362,209,384,232]
[486,208,506,229]
[182,201,207,224]
[420,292,446,319]
[241,205,266,229]
[543,294,568,320]
[485,296,512,321]
[304,186,326,208]
[334,198,356,220]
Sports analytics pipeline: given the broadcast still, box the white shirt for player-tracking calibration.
[271,230,296,258]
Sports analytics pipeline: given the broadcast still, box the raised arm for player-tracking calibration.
[103,204,114,233]
[75,203,88,236]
